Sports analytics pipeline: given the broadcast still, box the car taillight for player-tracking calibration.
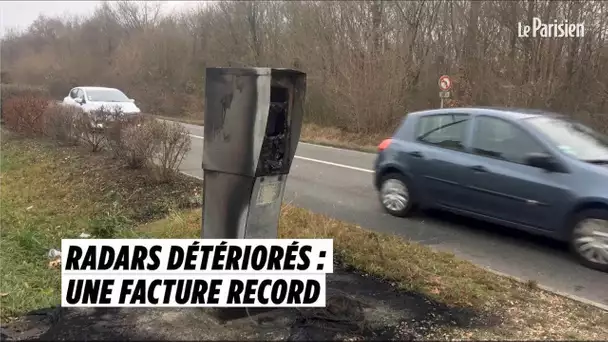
[378,138,392,152]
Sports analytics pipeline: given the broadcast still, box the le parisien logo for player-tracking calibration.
[518,17,585,38]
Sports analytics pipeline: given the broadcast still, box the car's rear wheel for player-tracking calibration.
[570,209,608,272]
[379,173,415,217]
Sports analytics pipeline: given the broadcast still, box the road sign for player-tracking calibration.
[438,75,452,91]
[439,91,450,98]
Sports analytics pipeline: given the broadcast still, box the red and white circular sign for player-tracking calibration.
[438,75,452,91]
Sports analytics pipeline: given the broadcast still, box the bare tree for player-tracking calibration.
[1,0,607,135]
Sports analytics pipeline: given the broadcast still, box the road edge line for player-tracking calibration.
[157,115,374,156]
[187,133,374,173]
[294,155,374,173]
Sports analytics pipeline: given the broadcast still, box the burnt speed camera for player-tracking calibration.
[202,67,306,240]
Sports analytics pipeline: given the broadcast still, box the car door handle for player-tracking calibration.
[408,151,424,158]
[469,165,488,172]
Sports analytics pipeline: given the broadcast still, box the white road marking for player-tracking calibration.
[299,141,373,155]
[183,172,203,181]
[188,133,374,174]
[159,116,375,154]
[187,132,373,154]
[294,156,373,173]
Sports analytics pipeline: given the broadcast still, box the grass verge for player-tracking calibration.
[1,131,607,340]
[0,131,201,320]
[139,208,608,340]
[150,114,380,153]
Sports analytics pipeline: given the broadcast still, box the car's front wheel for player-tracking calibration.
[379,173,416,217]
[570,209,608,272]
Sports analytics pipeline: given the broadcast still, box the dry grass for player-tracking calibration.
[0,132,201,320]
[299,122,381,153]
[139,208,608,340]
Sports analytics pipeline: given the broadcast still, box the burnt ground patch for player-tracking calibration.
[285,261,497,341]
[2,263,496,341]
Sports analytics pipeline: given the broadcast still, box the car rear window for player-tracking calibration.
[86,89,129,102]
[415,114,470,151]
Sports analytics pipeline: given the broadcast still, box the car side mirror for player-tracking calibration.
[525,152,562,172]
[128,98,135,103]
[74,97,83,104]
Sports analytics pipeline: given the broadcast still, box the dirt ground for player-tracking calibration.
[1,262,494,341]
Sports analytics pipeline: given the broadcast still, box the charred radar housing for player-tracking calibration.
[202,67,306,239]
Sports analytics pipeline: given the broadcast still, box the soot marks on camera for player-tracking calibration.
[257,86,290,176]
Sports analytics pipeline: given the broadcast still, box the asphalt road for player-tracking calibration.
[174,121,608,308]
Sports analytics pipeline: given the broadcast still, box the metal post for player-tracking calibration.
[201,67,307,321]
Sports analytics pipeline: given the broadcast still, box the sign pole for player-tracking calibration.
[440,98,444,109]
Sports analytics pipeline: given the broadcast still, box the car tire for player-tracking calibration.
[378,172,416,217]
[569,209,608,272]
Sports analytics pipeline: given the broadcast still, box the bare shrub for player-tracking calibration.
[73,107,116,152]
[115,117,157,169]
[147,120,192,182]
[0,84,49,104]
[105,111,137,159]
[106,114,152,160]
[1,95,51,136]
[42,103,84,145]
[115,119,190,179]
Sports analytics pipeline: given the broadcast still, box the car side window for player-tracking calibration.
[76,89,85,100]
[471,116,545,164]
[69,89,78,98]
[416,114,470,151]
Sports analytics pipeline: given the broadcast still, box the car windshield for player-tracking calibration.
[86,89,129,102]
[526,116,608,162]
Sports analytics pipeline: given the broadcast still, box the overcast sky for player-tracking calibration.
[0,1,200,37]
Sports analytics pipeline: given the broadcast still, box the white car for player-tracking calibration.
[63,86,142,115]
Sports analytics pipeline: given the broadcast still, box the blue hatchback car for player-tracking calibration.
[373,107,608,272]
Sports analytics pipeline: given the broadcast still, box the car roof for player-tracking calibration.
[75,86,121,92]
[407,107,563,121]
